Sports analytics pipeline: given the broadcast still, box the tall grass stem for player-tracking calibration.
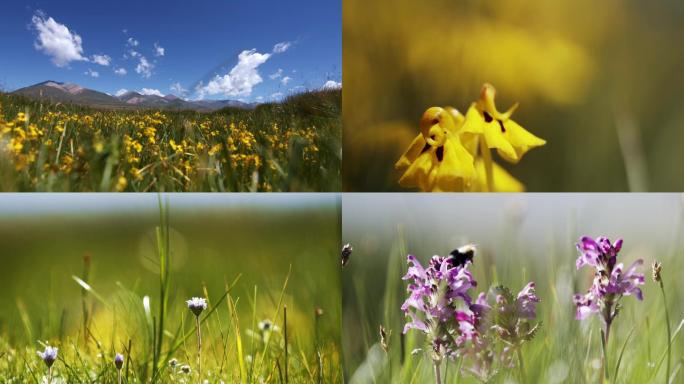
[658,279,671,384]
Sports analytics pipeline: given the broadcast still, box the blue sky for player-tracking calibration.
[0,0,341,102]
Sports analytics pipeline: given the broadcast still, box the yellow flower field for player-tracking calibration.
[0,90,340,192]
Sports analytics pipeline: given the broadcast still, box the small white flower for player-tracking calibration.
[37,346,58,368]
[114,353,124,370]
[186,297,208,317]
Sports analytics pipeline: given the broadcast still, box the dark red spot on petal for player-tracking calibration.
[483,111,493,123]
[436,146,444,161]
[497,120,506,133]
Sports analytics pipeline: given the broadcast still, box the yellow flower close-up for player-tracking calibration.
[396,84,545,192]
[396,106,475,192]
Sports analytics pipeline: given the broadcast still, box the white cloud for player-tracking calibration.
[154,42,165,57]
[290,85,306,93]
[135,56,153,78]
[84,68,99,78]
[31,12,87,67]
[273,41,291,53]
[271,92,284,99]
[114,67,127,75]
[140,88,164,97]
[91,54,111,66]
[169,82,187,96]
[269,68,283,80]
[195,49,271,99]
[126,50,141,59]
[322,80,342,90]
[255,96,264,102]
[127,37,139,47]
[281,76,292,86]
[115,88,129,97]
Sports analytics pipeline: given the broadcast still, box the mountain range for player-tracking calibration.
[10,81,257,111]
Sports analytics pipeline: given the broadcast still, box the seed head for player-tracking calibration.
[114,353,124,370]
[379,325,391,353]
[181,364,192,374]
[652,261,662,283]
[341,243,353,267]
[186,297,208,317]
[37,346,58,368]
[315,307,324,317]
[168,358,178,368]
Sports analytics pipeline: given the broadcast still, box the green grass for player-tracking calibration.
[342,196,684,383]
[0,89,341,192]
[0,195,342,383]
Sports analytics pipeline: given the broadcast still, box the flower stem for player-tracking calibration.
[196,315,202,382]
[601,321,612,383]
[479,138,494,192]
[516,347,527,383]
[48,366,52,384]
[284,305,289,384]
[658,280,671,384]
[118,369,122,384]
[433,360,442,384]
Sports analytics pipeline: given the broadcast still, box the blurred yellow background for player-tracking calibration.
[343,0,684,191]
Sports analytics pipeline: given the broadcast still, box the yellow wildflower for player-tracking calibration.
[460,83,546,163]
[396,107,474,191]
[397,84,546,192]
[115,176,128,192]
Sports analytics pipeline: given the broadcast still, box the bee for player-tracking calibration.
[341,243,353,267]
[448,244,477,267]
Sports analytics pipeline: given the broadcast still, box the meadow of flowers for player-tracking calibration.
[0,195,342,383]
[0,90,341,192]
[342,194,684,384]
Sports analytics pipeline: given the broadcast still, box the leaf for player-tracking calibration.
[613,325,635,382]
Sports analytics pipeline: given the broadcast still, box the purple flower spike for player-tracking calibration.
[573,236,644,323]
[401,252,478,359]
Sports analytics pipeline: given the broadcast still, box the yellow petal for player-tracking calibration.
[482,119,518,161]
[444,106,465,131]
[459,104,484,135]
[461,103,517,160]
[398,150,433,191]
[469,159,525,192]
[441,135,475,179]
[501,119,546,163]
[395,133,427,169]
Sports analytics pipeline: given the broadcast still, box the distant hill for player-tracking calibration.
[11,81,257,111]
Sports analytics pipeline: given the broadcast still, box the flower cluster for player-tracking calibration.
[402,254,478,360]
[462,284,541,382]
[395,83,546,192]
[402,249,540,379]
[573,236,644,321]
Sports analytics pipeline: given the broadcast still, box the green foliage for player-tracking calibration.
[0,198,342,382]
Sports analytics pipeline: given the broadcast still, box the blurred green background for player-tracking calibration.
[342,194,684,382]
[0,194,341,350]
[343,0,684,191]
